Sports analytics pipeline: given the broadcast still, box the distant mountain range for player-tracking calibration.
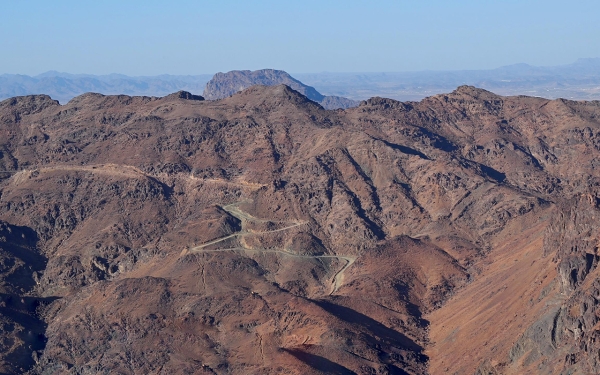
[295,58,600,101]
[1,58,600,103]
[0,72,213,104]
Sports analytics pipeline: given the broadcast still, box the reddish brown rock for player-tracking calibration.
[0,85,599,374]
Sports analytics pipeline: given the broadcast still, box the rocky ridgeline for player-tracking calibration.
[0,85,599,374]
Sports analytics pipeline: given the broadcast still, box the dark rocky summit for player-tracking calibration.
[202,69,359,109]
[0,85,600,374]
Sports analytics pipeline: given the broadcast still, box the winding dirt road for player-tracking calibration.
[2,166,359,294]
[186,200,357,295]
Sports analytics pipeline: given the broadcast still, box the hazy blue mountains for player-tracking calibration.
[1,59,599,104]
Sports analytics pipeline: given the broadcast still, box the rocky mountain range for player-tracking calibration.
[1,84,600,374]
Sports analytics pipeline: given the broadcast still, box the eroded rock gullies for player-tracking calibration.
[0,85,599,373]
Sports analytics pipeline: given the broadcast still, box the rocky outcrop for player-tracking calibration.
[163,90,204,101]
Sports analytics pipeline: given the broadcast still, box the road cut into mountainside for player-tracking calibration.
[183,200,357,294]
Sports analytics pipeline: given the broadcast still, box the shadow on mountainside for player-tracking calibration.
[282,348,357,375]
[0,223,58,374]
[313,299,424,352]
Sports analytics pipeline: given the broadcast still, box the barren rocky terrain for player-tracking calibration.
[0,84,600,374]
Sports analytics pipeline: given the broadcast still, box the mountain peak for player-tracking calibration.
[451,85,498,98]
[203,68,324,102]
[0,94,60,113]
[202,69,358,109]
[163,90,204,101]
[223,84,323,110]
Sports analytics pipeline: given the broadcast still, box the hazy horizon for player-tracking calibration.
[1,57,599,78]
[2,1,600,76]
[2,57,600,104]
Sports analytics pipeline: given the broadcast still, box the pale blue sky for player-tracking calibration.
[1,0,599,75]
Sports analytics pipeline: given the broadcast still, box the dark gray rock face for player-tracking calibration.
[163,90,204,101]
[202,69,358,109]
[319,95,359,110]
[203,69,323,101]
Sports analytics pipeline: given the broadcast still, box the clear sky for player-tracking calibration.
[1,0,599,75]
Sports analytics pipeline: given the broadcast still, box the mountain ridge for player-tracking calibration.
[0,85,599,373]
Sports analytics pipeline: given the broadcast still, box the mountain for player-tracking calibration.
[202,69,359,109]
[0,85,600,374]
[202,69,324,101]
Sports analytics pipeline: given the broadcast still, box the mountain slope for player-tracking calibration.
[0,85,599,374]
